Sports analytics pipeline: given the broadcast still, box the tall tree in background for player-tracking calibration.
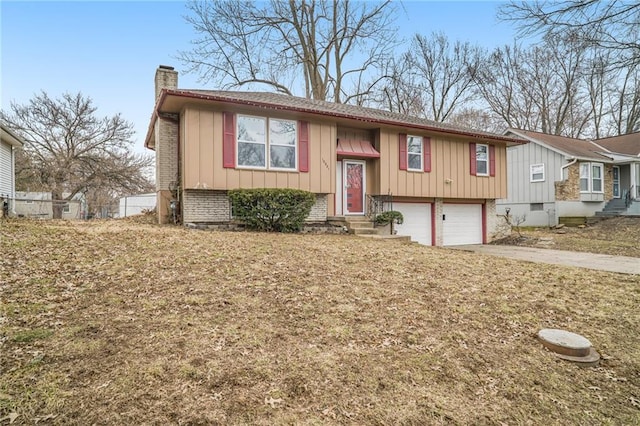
[499,1,640,69]
[374,33,481,122]
[474,34,594,137]
[1,92,153,218]
[179,0,397,103]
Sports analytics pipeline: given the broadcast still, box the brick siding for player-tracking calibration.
[182,191,328,224]
[183,190,231,223]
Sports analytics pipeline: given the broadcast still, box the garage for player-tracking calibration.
[442,203,483,246]
[391,202,432,246]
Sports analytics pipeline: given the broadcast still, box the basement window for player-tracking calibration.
[530,203,544,211]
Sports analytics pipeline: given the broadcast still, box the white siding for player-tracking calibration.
[503,143,566,204]
[0,140,13,198]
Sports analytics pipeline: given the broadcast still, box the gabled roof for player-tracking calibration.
[593,132,640,157]
[506,128,612,161]
[146,89,525,149]
[0,124,25,148]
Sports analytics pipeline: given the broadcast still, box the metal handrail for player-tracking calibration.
[626,185,635,208]
[366,193,393,225]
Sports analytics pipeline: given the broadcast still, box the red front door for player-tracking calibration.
[344,161,365,214]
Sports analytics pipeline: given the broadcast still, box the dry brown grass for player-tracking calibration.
[1,219,639,425]
[499,217,640,258]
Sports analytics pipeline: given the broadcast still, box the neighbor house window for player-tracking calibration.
[530,163,545,182]
[236,115,296,170]
[476,144,489,176]
[62,203,70,213]
[530,203,544,211]
[580,162,604,193]
[407,135,423,171]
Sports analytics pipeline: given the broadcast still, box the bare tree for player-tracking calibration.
[448,107,506,135]
[610,64,640,134]
[373,33,481,122]
[179,0,398,104]
[499,1,640,69]
[474,34,593,137]
[1,92,153,218]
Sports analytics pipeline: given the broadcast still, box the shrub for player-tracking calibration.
[375,210,404,226]
[228,188,316,232]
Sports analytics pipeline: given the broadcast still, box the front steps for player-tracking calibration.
[327,216,412,242]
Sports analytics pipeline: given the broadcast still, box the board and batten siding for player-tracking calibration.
[378,129,507,199]
[0,140,14,197]
[181,107,335,195]
[504,143,565,203]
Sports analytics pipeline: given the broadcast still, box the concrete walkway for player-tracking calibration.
[448,245,640,275]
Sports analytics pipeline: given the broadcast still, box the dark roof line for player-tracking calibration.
[145,89,525,148]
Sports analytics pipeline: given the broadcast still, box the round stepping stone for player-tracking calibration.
[537,328,600,367]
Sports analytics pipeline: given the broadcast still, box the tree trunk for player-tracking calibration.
[52,191,64,219]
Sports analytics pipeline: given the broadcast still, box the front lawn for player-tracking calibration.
[1,219,639,424]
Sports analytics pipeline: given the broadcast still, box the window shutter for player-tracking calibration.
[469,143,477,176]
[298,121,309,172]
[423,137,431,172]
[223,112,236,168]
[489,145,496,177]
[399,133,407,170]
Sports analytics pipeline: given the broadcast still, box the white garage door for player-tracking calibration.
[391,203,432,246]
[443,204,483,246]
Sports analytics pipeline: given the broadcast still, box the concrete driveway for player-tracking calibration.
[448,245,640,275]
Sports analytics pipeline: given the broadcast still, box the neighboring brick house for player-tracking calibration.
[145,66,525,246]
[1,124,24,217]
[498,129,640,226]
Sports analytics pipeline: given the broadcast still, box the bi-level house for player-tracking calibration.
[145,66,524,246]
[498,129,640,226]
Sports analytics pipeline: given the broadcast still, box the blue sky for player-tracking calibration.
[1,1,520,155]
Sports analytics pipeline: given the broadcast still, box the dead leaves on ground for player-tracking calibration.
[1,219,639,424]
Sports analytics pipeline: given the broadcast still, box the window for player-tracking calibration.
[236,115,296,170]
[62,203,70,213]
[476,144,489,176]
[579,162,604,193]
[407,135,423,171]
[530,163,545,182]
[399,134,431,172]
[530,203,544,211]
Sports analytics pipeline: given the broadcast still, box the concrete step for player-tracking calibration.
[356,234,412,242]
[347,221,374,229]
[349,227,379,235]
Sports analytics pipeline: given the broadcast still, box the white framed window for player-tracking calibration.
[476,144,489,176]
[407,135,423,171]
[579,162,604,193]
[62,203,70,213]
[236,115,297,170]
[269,119,296,170]
[530,163,545,182]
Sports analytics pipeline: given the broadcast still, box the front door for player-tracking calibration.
[343,160,365,215]
[613,166,620,198]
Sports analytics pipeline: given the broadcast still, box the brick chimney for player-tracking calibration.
[153,65,179,224]
[155,65,178,100]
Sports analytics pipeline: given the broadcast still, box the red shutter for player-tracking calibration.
[223,112,236,168]
[399,133,407,170]
[469,143,477,176]
[489,145,496,177]
[298,121,309,172]
[423,137,431,172]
